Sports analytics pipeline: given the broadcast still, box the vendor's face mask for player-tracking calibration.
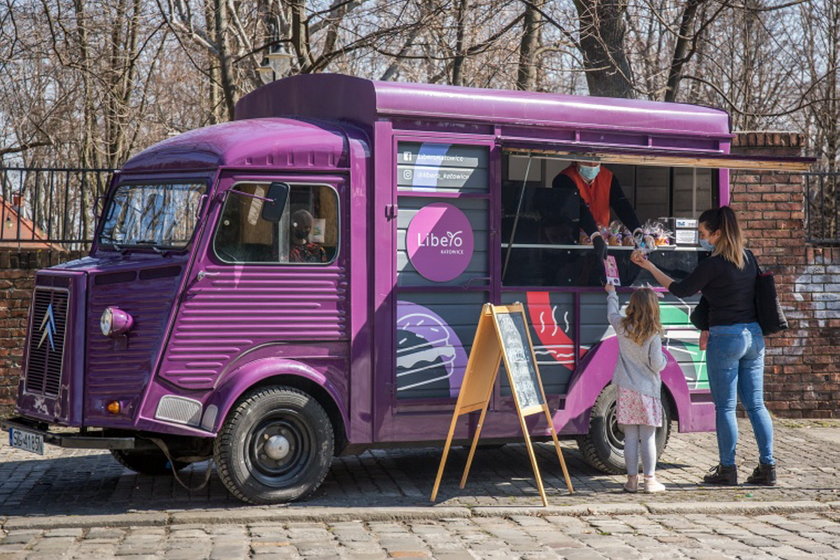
[698,238,715,251]
[578,164,600,182]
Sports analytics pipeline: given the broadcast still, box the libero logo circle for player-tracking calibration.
[407,202,474,282]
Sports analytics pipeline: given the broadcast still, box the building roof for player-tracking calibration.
[0,197,59,250]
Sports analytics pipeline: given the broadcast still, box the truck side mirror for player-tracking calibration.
[261,182,289,222]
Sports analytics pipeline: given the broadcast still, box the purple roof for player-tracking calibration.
[235,74,731,139]
[124,74,734,172]
[122,118,351,172]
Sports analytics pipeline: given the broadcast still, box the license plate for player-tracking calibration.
[9,428,44,455]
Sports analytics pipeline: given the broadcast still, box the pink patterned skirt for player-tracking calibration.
[617,386,662,427]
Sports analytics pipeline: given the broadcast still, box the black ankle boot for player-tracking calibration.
[746,463,777,486]
[703,464,738,485]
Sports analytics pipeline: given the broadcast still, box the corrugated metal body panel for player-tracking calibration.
[160,265,348,389]
[85,269,182,421]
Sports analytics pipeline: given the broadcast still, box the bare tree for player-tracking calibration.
[573,0,635,98]
[517,0,545,90]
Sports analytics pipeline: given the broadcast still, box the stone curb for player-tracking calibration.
[3,513,168,530]
[1,501,835,530]
[645,501,830,515]
[474,503,649,518]
[169,506,473,525]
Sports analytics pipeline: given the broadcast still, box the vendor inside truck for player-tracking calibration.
[501,153,715,288]
[551,159,643,284]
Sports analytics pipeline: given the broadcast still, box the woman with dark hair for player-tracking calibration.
[630,206,776,486]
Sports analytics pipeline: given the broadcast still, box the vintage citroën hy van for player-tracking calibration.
[4,74,809,504]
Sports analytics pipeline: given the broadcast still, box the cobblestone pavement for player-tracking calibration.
[1,420,838,516]
[1,510,840,559]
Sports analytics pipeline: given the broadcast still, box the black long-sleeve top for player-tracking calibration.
[551,173,641,236]
[670,252,758,327]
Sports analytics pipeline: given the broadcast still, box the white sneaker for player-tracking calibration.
[643,476,666,493]
[623,475,639,493]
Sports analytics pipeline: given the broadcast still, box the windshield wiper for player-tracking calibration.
[134,240,170,255]
[99,235,127,254]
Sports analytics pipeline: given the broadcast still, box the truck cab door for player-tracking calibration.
[159,174,350,394]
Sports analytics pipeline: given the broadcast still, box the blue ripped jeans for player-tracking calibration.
[706,322,774,466]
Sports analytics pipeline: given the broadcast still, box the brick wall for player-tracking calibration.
[730,132,840,418]
[0,250,85,416]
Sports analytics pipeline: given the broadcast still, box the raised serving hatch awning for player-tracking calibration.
[501,140,815,172]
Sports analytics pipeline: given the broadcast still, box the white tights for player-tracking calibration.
[623,424,657,476]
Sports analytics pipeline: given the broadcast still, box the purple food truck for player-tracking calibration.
[4,74,808,504]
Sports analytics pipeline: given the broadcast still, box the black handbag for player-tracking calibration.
[749,250,788,336]
[689,296,710,331]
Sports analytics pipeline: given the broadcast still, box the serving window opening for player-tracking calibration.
[501,152,717,288]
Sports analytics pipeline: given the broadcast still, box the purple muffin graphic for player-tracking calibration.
[396,301,468,398]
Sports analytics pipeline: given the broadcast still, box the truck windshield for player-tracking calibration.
[99,182,206,250]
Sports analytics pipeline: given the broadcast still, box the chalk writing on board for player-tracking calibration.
[495,312,542,410]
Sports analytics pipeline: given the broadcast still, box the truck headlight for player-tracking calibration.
[100,307,134,337]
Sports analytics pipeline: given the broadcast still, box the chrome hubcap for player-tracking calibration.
[264,434,291,460]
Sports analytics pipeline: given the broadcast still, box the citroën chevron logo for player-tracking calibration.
[38,303,57,351]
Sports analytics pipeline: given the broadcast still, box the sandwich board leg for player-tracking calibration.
[544,407,574,494]
[430,411,461,503]
[518,419,549,507]
[459,399,492,489]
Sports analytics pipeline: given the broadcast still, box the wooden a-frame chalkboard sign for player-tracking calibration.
[430,303,574,506]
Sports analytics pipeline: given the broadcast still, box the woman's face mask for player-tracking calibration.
[698,223,716,251]
[578,164,600,182]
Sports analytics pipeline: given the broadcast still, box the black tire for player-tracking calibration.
[111,449,189,475]
[214,386,334,504]
[576,384,671,474]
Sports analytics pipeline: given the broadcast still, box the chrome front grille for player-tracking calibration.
[25,287,70,396]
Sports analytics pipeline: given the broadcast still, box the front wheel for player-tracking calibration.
[214,386,334,504]
[576,384,671,474]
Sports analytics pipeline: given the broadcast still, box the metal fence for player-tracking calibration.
[1,167,836,249]
[805,172,840,246]
[0,167,115,251]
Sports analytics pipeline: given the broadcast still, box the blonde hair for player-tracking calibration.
[699,206,746,269]
[620,288,664,345]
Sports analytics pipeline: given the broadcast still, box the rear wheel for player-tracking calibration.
[576,384,671,474]
[214,386,334,504]
[111,449,189,475]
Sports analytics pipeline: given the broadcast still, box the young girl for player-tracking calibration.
[605,284,668,493]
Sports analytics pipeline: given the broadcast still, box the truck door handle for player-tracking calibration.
[197,270,220,280]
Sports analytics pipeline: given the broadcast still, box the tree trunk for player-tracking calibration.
[451,0,469,86]
[573,0,635,98]
[516,0,544,91]
[291,0,314,72]
[663,0,705,102]
[211,0,236,120]
[72,0,98,242]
